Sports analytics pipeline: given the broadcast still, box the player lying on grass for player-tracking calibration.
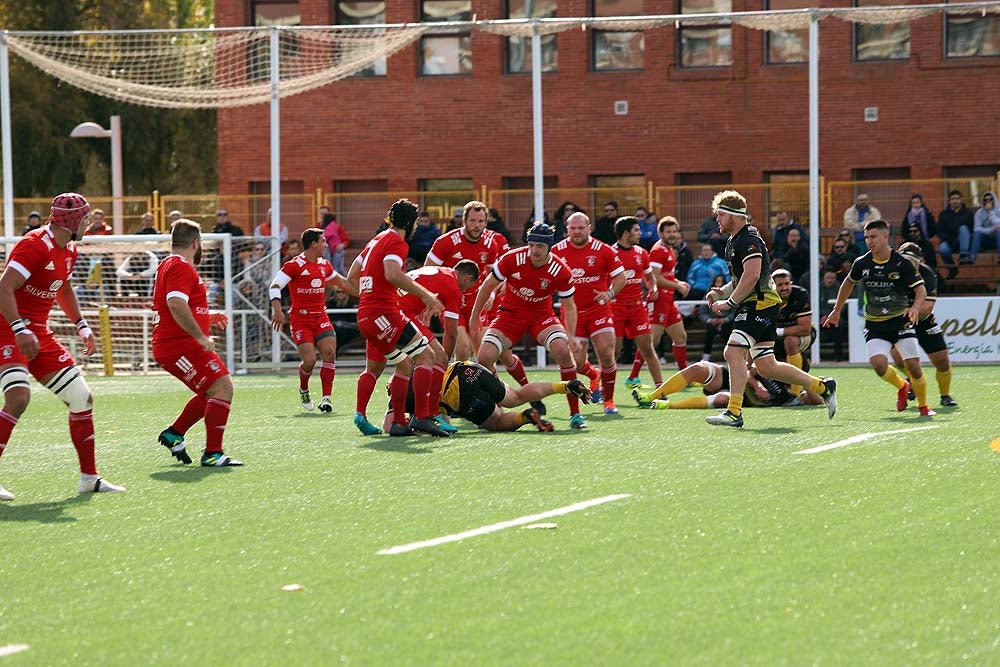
[632,360,824,410]
[384,360,593,433]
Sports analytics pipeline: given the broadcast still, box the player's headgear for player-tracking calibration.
[525,222,555,247]
[898,242,923,261]
[387,199,419,240]
[48,192,90,236]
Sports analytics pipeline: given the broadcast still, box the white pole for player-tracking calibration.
[110,115,123,234]
[269,26,282,368]
[0,33,14,239]
[530,19,544,231]
[808,12,821,368]
[222,234,235,373]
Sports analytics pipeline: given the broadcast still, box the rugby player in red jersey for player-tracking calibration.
[551,212,627,419]
[469,222,588,428]
[0,193,126,500]
[153,218,242,466]
[629,216,691,386]
[269,228,356,414]
[354,199,449,437]
[611,216,666,393]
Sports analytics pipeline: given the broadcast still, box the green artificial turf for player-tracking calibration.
[0,365,997,665]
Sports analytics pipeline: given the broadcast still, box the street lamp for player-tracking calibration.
[70,115,123,234]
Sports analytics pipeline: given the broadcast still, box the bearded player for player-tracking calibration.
[270,228,356,414]
[154,219,242,466]
[0,193,126,500]
[551,211,626,416]
[356,199,449,437]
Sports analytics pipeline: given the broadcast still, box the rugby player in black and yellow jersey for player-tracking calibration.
[704,190,836,428]
[823,219,935,416]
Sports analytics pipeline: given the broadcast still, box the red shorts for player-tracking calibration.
[154,342,229,395]
[568,304,615,339]
[290,312,334,347]
[358,308,415,358]
[649,298,683,328]
[612,303,652,339]
[0,327,75,380]
[459,291,498,329]
[487,308,563,347]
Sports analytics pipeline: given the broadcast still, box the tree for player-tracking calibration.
[0,0,217,197]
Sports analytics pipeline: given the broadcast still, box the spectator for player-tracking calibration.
[899,193,937,246]
[448,207,464,232]
[843,193,881,255]
[168,210,183,224]
[553,201,580,245]
[407,210,441,264]
[972,191,1000,263]
[254,208,289,246]
[826,236,857,274]
[245,241,274,285]
[781,227,810,282]
[593,201,618,245]
[770,210,807,258]
[212,209,244,236]
[116,250,160,297]
[21,210,42,236]
[900,222,937,271]
[282,239,304,264]
[486,208,513,244]
[936,189,974,270]
[136,211,158,235]
[84,208,113,235]
[686,243,730,301]
[635,207,658,251]
[522,208,560,244]
[818,268,847,361]
[697,213,727,257]
[321,212,349,275]
[660,216,694,282]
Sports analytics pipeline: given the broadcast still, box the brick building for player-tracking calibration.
[214,1,1000,231]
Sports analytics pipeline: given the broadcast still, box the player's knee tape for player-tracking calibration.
[750,344,775,361]
[0,366,30,395]
[386,324,428,365]
[703,363,717,386]
[46,366,91,412]
[544,329,568,349]
[726,330,754,349]
[480,332,505,355]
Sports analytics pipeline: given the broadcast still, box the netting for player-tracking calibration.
[2,26,426,109]
[3,4,1000,109]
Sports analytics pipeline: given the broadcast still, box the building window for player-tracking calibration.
[507,0,558,73]
[679,0,733,68]
[765,0,809,64]
[945,6,1000,58]
[336,2,387,76]
[593,0,645,71]
[249,1,301,80]
[421,1,472,76]
[854,0,909,61]
[419,179,475,221]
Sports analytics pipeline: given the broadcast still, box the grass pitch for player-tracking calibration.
[1,365,998,665]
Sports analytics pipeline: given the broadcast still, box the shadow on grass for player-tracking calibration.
[0,494,89,524]
[150,467,239,484]
[359,438,435,454]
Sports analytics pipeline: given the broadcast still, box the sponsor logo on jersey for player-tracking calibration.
[49,280,63,292]
[1,345,14,359]
[311,278,322,288]
[587,256,596,266]
[540,279,550,290]
[59,351,72,363]
[301,268,310,276]
[44,261,55,271]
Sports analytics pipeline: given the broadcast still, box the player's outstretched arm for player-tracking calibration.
[822,277,857,327]
[469,273,502,331]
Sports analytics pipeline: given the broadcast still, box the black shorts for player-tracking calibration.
[703,366,730,395]
[442,363,508,426]
[732,303,780,346]
[863,315,917,346]
[916,319,948,355]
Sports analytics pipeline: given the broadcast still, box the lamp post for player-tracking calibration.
[70,115,123,234]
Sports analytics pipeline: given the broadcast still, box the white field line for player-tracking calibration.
[378,493,631,555]
[795,425,940,455]
[0,645,29,658]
